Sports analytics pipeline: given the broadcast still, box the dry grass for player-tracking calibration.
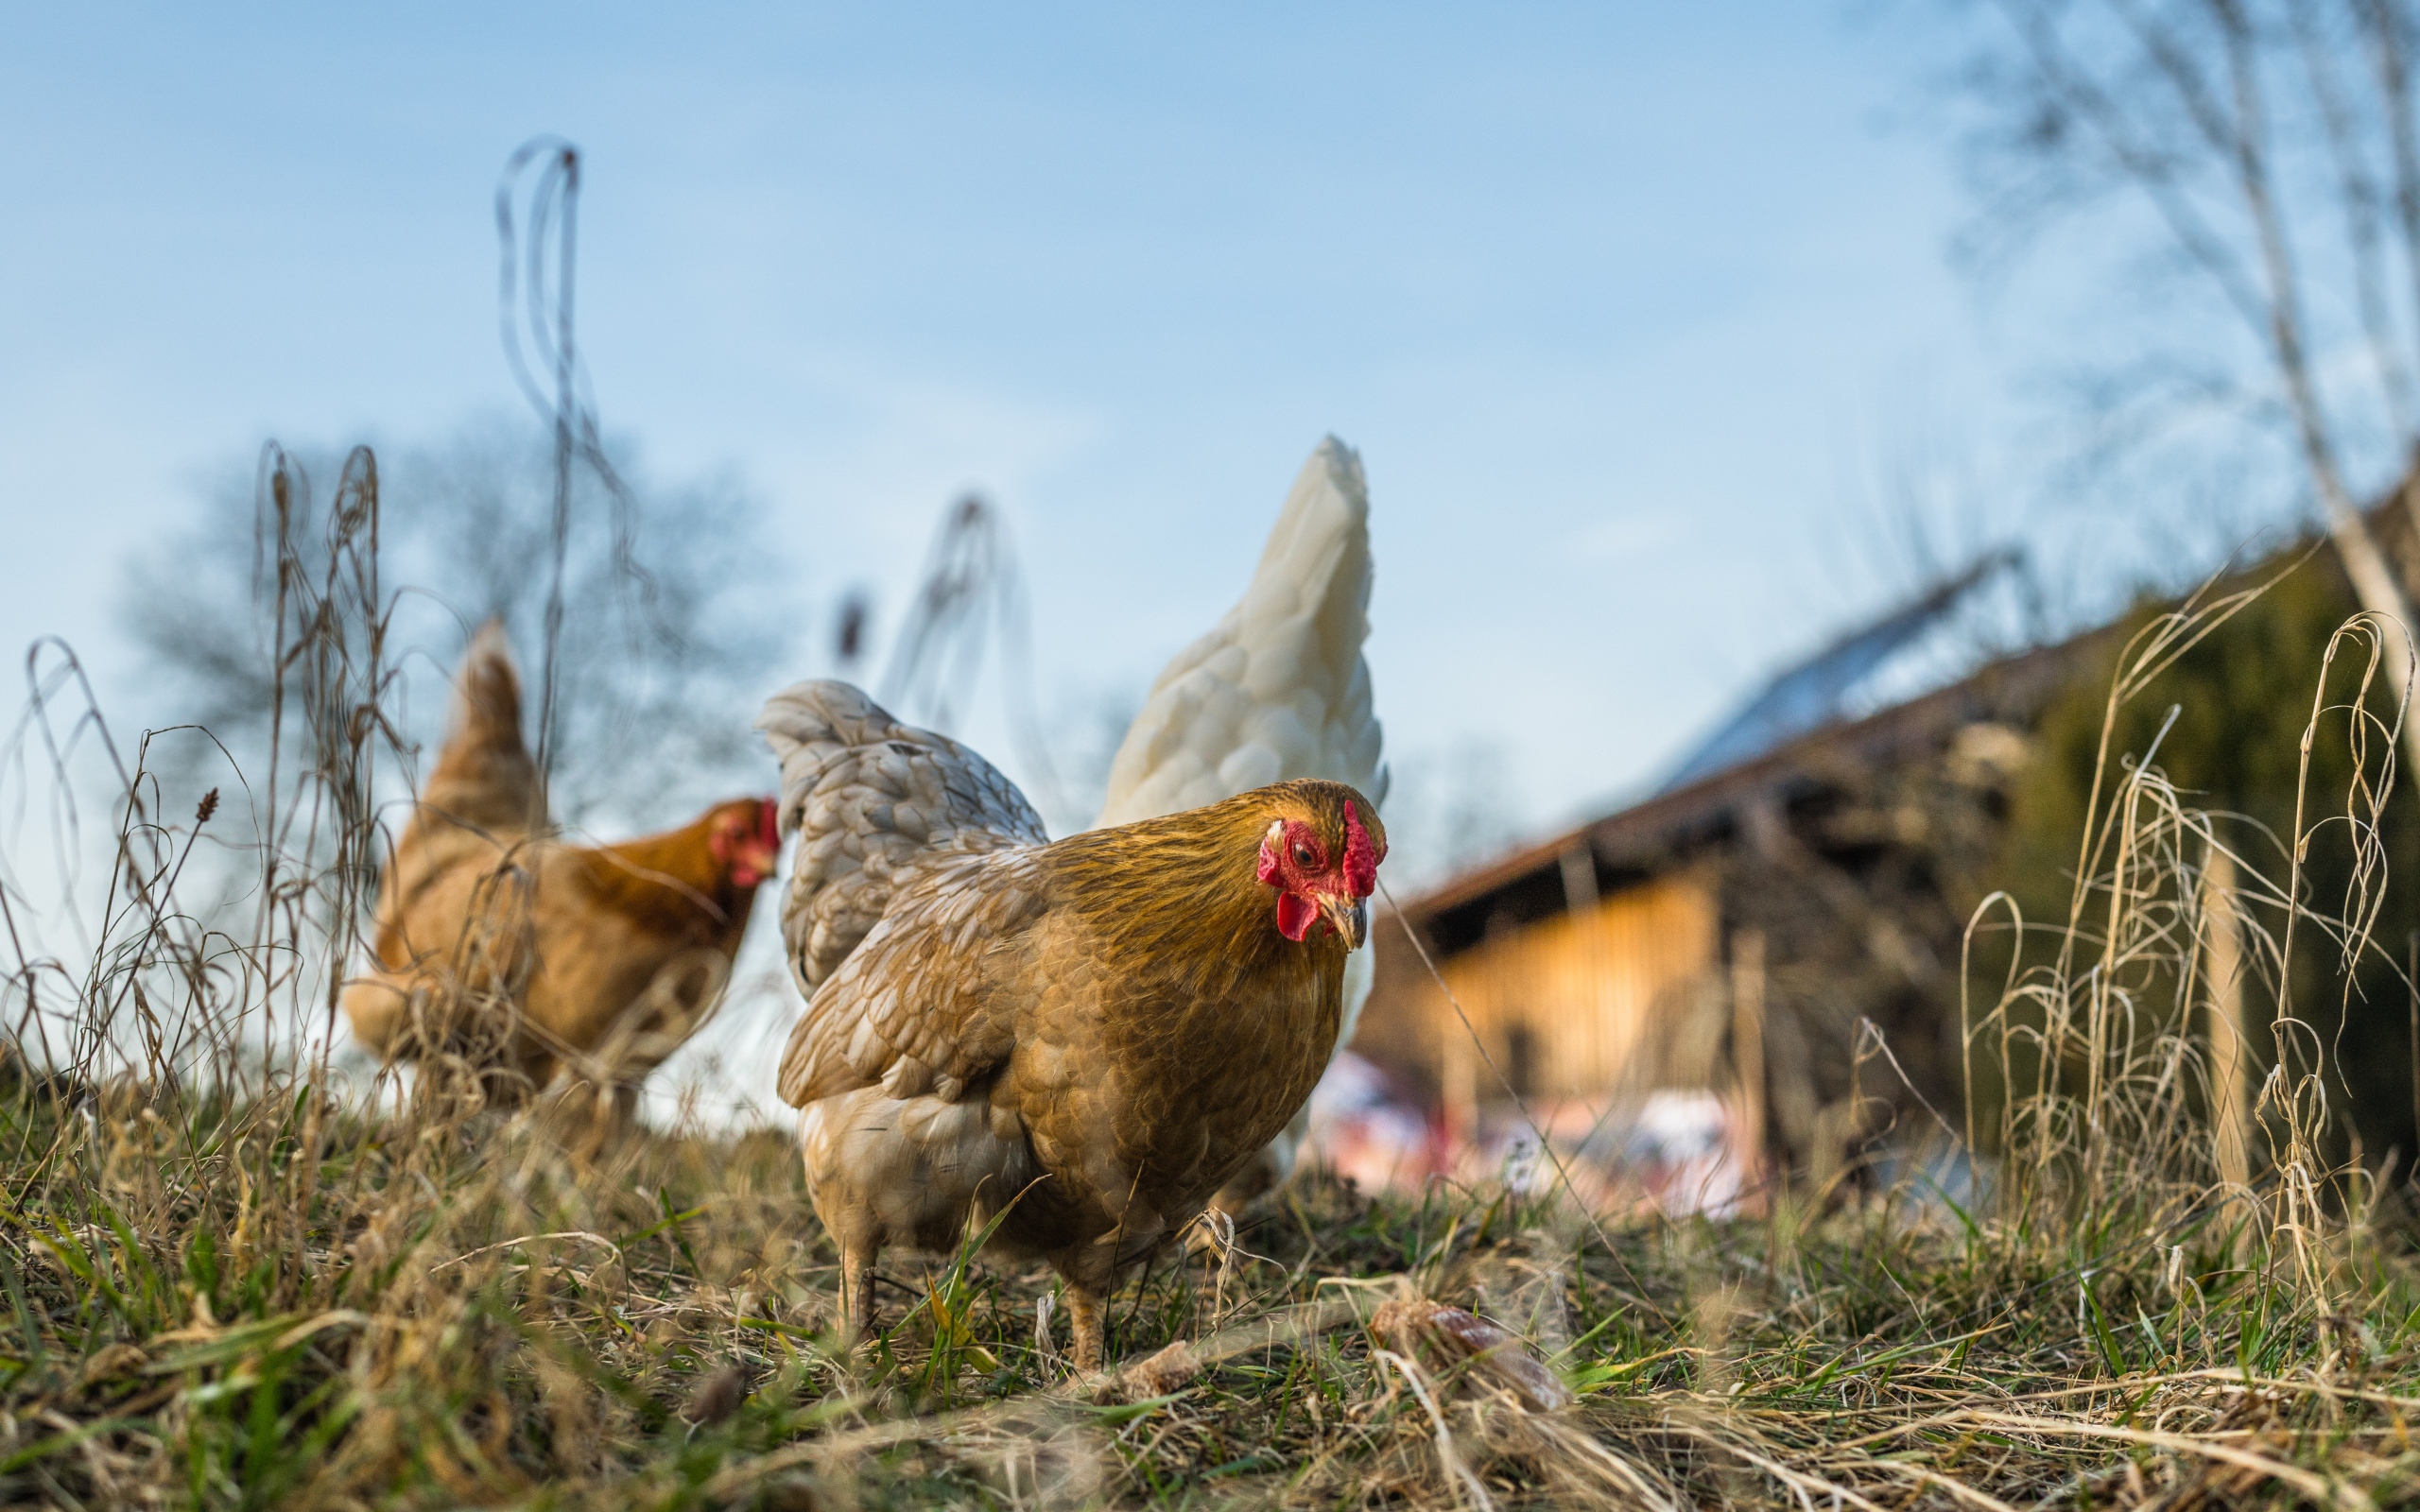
[8,1086,2419,1510]
[4,455,2418,1508]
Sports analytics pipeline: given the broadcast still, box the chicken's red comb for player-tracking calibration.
[1342,802,1382,897]
[756,797,781,847]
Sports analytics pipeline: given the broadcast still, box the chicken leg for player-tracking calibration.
[838,1246,876,1352]
[1064,1283,1107,1374]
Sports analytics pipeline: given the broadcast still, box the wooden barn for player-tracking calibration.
[1336,499,2420,1201]
[1347,562,2093,1186]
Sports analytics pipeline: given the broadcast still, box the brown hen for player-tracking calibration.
[757,680,1385,1370]
[342,623,779,1123]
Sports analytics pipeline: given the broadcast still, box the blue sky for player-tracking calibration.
[0,2,2096,845]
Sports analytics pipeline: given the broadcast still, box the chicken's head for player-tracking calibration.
[708,798,783,889]
[1255,792,1386,949]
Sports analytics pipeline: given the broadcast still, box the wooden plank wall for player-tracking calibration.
[1375,873,1721,1129]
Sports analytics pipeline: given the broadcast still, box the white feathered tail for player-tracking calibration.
[1095,435,1386,1201]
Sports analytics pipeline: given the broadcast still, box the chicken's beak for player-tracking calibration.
[1319,892,1370,951]
[735,840,780,888]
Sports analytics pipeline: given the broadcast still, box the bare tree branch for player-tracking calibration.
[1966,0,2420,763]
[2349,0,2420,551]
[2209,0,2419,713]
[1994,0,2274,331]
[2291,0,2414,437]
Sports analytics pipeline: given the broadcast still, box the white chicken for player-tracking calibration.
[1094,435,1386,1210]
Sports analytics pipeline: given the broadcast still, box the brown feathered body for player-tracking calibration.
[343,624,779,1112]
[758,680,1384,1369]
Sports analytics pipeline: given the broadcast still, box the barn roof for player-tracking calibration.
[1396,612,2098,954]
[1658,549,2024,792]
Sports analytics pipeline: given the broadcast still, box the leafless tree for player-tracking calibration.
[121,415,793,838]
[1950,0,2420,756]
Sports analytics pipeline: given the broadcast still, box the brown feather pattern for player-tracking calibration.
[758,679,1384,1370]
[341,625,777,1113]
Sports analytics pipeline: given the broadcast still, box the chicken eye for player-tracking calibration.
[1292,843,1317,868]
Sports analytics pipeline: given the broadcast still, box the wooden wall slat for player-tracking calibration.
[1398,874,1720,1125]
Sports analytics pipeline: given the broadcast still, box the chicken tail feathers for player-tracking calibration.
[755,680,1047,995]
[420,619,543,837]
[1095,435,1384,829]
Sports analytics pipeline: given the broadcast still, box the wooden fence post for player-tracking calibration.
[2201,843,2253,1209]
[1730,927,1768,1205]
